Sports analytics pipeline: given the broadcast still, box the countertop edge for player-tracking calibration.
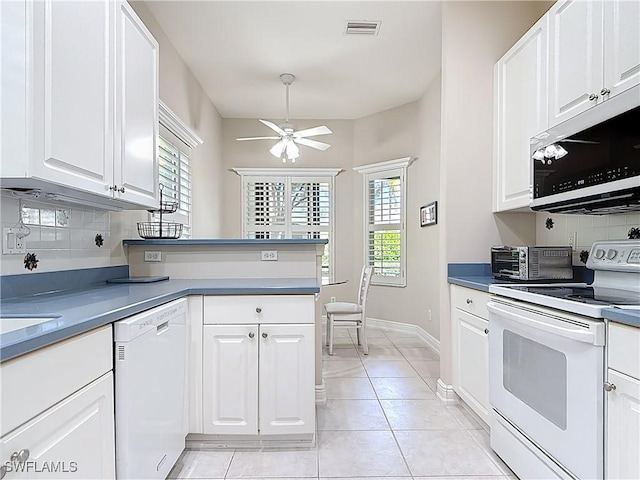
[122,238,329,246]
[603,308,640,328]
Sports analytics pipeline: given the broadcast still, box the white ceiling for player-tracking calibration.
[143,1,442,120]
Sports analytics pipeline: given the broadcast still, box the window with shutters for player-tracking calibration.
[235,168,340,284]
[354,157,414,287]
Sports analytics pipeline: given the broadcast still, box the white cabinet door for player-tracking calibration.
[603,0,640,98]
[31,0,114,197]
[203,325,258,435]
[548,0,604,126]
[453,309,489,425]
[0,373,115,479]
[493,15,548,212]
[606,369,640,480]
[259,324,315,435]
[114,0,159,209]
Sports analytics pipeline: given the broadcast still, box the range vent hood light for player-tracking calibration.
[345,21,381,35]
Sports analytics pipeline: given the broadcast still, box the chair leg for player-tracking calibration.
[328,314,335,356]
[361,322,368,355]
[356,326,361,346]
[326,315,330,347]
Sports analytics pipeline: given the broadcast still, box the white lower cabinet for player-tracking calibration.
[0,373,115,479]
[0,326,115,479]
[203,295,316,437]
[451,285,490,424]
[606,322,640,479]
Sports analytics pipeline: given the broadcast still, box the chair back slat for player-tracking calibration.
[358,265,374,306]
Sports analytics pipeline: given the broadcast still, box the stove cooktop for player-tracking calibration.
[501,285,640,306]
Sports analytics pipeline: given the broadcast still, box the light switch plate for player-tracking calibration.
[261,250,278,261]
[3,227,27,254]
[568,231,577,252]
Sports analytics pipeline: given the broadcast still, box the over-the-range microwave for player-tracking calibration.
[530,85,640,215]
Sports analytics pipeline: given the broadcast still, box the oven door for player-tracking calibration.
[488,298,604,480]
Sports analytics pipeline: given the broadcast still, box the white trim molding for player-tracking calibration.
[352,156,416,174]
[315,382,327,405]
[159,100,204,149]
[436,379,459,404]
[365,317,440,354]
[232,167,342,177]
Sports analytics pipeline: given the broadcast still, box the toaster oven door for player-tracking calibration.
[491,248,522,279]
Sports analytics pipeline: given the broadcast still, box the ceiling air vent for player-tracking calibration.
[345,21,381,36]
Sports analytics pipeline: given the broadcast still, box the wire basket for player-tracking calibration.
[137,221,183,239]
[147,200,178,214]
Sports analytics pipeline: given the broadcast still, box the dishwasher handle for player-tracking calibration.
[157,321,170,335]
[487,301,603,345]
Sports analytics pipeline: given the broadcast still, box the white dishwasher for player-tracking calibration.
[114,298,187,479]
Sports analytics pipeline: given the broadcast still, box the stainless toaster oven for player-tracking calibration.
[491,246,573,281]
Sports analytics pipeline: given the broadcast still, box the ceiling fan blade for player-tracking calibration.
[286,140,300,159]
[270,140,286,158]
[294,137,331,151]
[293,125,332,138]
[236,136,281,141]
[259,119,286,136]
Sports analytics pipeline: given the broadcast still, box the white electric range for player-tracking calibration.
[487,239,640,480]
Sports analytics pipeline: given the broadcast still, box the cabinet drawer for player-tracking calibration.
[451,285,490,320]
[0,325,113,437]
[204,295,315,325]
[608,322,640,380]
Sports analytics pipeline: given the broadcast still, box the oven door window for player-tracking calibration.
[503,330,567,430]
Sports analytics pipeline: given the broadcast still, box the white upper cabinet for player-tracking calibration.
[0,0,159,210]
[603,0,640,98]
[493,15,548,212]
[548,0,640,127]
[114,0,159,208]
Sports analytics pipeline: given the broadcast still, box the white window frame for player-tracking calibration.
[157,101,203,238]
[354,157,415,287]
[233,168,341,284]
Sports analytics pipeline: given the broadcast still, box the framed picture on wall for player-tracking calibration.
[420,201,437,227]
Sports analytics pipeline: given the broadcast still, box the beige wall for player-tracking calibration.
[127,2,224,239]
[438,1,551,385]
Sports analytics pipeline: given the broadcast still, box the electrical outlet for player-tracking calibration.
[428,309,432,321]
[331,296,336,303]
[3,227,28,255]
[568,231,577,252]
[144,251,162,262]
[261,250,278,261]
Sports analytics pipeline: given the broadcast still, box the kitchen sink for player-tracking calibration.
[0,316,60,335]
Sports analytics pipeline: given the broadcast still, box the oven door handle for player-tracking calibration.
[487,301,600,345]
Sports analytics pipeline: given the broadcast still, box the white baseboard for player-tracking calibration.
[315,382,326,405]
[436,378,459,404]
[366,317,440,354]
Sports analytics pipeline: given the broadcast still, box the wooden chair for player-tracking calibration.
[324,265,373,355]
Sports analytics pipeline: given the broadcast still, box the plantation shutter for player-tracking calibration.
[245,178,287,239]
[158,126,192,237]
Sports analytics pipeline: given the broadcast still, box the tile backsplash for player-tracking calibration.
[536,212,640,264]
[0,196,126,275]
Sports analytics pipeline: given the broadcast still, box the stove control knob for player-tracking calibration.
[606,249,618,260]
[594,248,606,259]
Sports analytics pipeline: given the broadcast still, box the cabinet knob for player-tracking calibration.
[255,307,262,314]
[466,299,473,304]
[600,87,611,96]
[10,449,30,464]
[262,332,268,338]
[604,382,616,392]
[484,328,489,335]
[118,186,126,193]
[108,185,116,191]
[588,93,599,101]
[248,332,255,338]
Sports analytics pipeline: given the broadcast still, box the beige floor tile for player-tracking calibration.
[363,360,419,378]
[413,477,512,480]
[397,346,439,361]
[354,327,389,338]
[317,399,389,430]
[359,345,404,360]
[322,346,361,361]
[449,403,486,430]
[468,429,517,476]
[325,377,376,399]
[320,478,411,479]
[362,336,396,346]
[380,399,468,430]
[225,449,318,478]
[395,430,503,476]
[409,359,440,379]
[371,377,436,400]
[322,360,367,378]
[317,430,411,477]
[422,376,439,393]
[388,336,431,347]
[167,450,234,479]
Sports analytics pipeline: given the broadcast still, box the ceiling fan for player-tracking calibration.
[236,73,332,163]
